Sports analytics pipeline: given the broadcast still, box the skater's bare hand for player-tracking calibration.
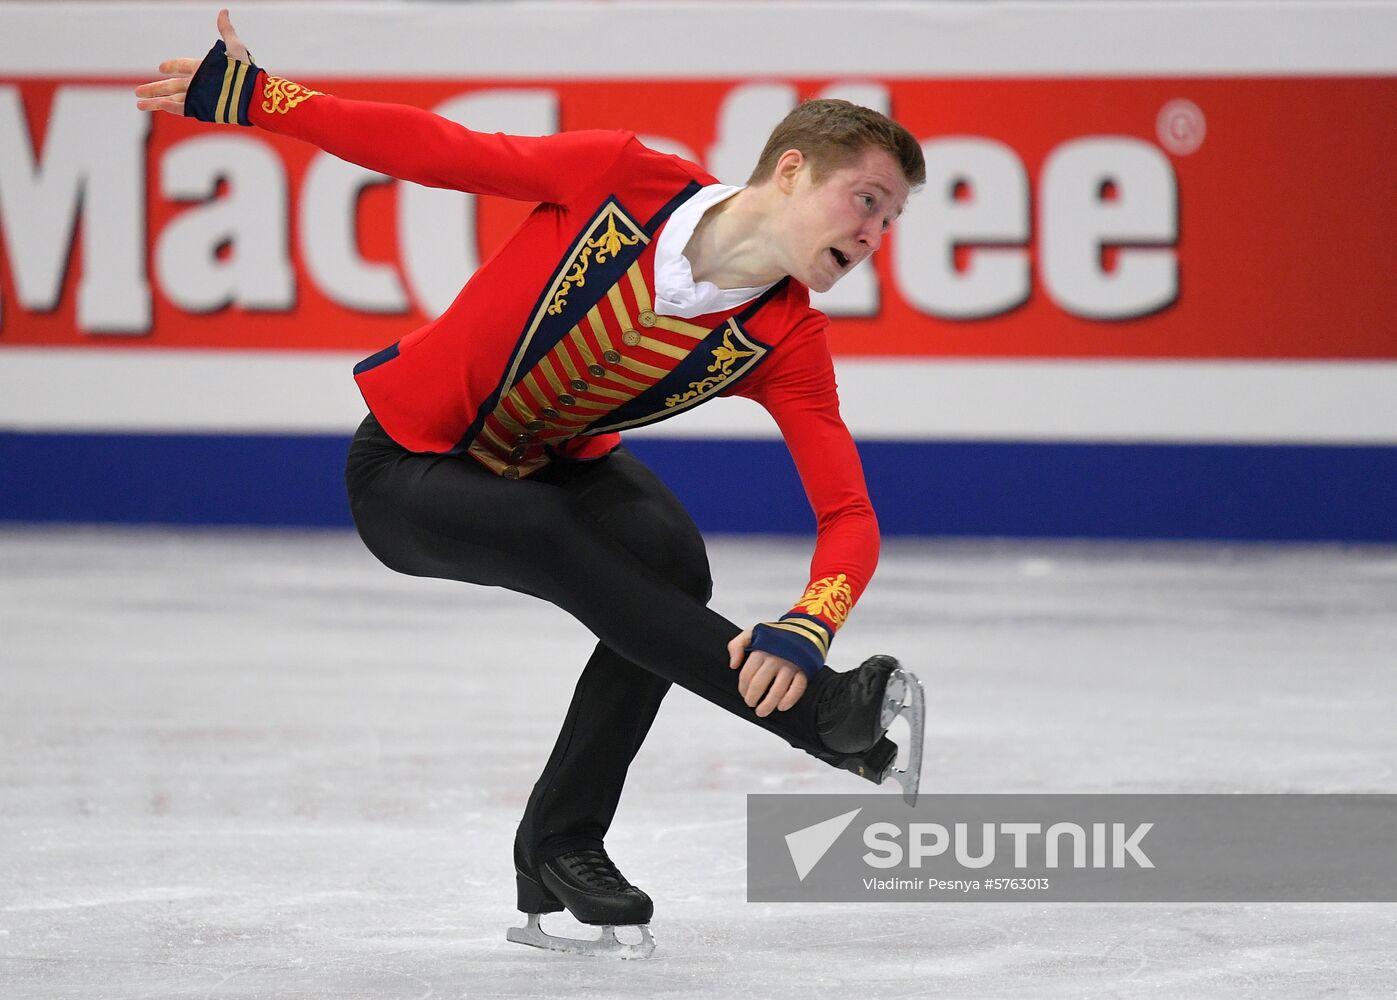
[134,9,251,115]
[728,628,808,716]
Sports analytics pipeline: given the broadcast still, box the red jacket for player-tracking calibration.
[188,43,879,672]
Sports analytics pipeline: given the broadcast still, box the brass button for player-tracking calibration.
[515,432,533,444]
[603,350,620,364]
[542,407,561,419]
[587,364,605,378]
[558,394,577,406]
[569,378,588,393]
[509,445,528,461]
[622,330,641,347]
[638,310,657,328]
[526,420,546,432]
[502,466,520,480]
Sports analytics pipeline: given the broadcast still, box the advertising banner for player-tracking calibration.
[3,76,1394,362]
[1,2,1394,534]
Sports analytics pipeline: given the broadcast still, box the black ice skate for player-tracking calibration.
[816,654,926,804]
[506,848,656,959]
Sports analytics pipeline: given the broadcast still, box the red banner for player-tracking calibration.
[1,76,1394,358]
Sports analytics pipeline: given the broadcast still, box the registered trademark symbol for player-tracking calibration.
[1156,98,1206,155]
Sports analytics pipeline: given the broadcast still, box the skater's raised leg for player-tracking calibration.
[347,420,888,761]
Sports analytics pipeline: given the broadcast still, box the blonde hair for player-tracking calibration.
[747,99,925,188]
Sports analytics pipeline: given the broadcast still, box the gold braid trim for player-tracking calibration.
[262,76,323,115]
[765,620,831,657]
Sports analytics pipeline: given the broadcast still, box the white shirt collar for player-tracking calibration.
[653,183,775,319]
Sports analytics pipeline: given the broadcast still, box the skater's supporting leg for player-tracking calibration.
[513,445,711,870]
[513,645,671,870]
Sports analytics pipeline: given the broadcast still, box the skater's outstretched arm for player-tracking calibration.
[134,9,629,204]
[133,9,247,116]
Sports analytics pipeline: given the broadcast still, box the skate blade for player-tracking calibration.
[883,668,926,806]
[506,912,656,960]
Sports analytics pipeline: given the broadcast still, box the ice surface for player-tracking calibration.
[1,528,1394,998]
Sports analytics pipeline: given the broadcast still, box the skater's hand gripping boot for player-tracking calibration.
[727,628,808,717]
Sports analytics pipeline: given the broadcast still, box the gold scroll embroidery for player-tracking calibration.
[547,215,641,316]
[796,575,854,629]
[262,76,322,115]
[664,325,758,407]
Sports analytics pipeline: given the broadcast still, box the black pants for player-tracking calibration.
[345,414,836,870]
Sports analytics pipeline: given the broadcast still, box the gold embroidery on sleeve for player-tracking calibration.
[262,76,323,115]
[796,575,854,629]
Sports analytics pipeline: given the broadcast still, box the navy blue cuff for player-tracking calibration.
[750,619,831,677]
[184,40,260,126]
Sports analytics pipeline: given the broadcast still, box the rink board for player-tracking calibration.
[1,2,1394,537]
[3,430,1394,542]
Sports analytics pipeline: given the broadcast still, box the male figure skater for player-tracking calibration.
[136,10,927,959]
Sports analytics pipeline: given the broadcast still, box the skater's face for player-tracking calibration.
[773,146,909,293]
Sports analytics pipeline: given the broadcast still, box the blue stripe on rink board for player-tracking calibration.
[628,439,1397,543]
[1,431,1394,541]
[0,431,355,528]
